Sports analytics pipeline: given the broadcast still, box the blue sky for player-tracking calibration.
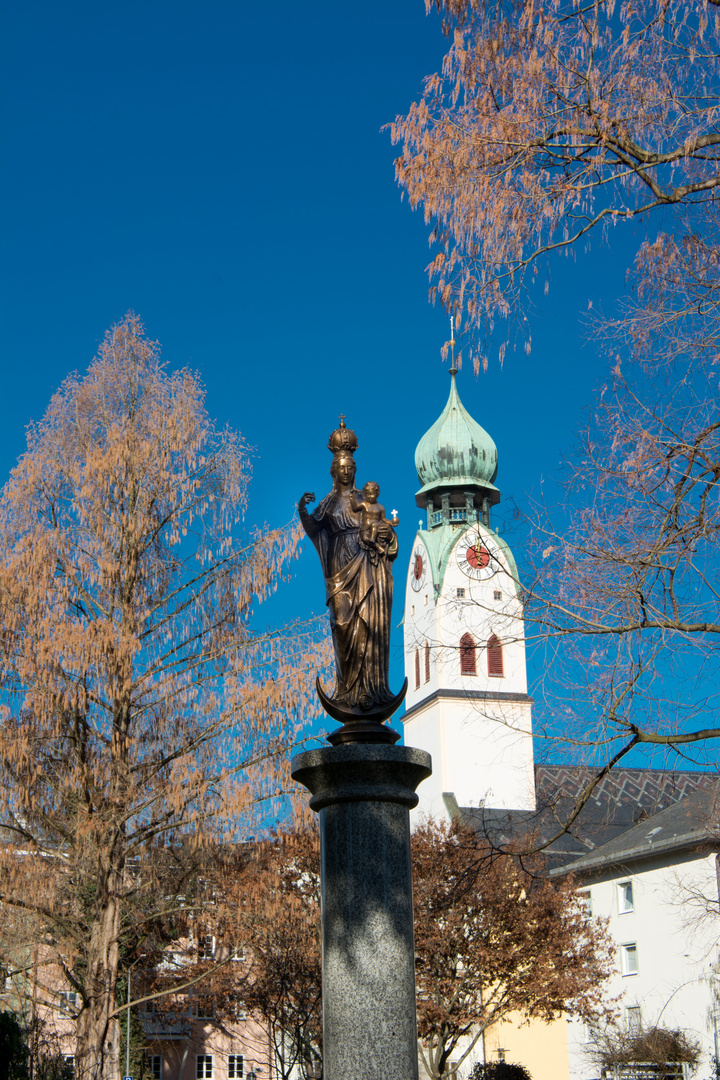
[1,0,653,747]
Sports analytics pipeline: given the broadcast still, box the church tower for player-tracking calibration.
[402,364,535,820]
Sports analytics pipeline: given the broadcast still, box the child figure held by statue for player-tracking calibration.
[350,482,399,564]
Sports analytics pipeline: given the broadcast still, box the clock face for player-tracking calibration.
[410,544,427,592]
[455,528,497,580]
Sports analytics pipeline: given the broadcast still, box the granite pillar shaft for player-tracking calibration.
[291,744,432,1080]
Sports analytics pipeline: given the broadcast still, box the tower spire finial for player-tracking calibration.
[449,316,457,375]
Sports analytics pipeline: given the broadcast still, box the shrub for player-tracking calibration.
[470,1063,533,1080]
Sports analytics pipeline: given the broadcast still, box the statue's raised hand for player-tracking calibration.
[299,491,316,513]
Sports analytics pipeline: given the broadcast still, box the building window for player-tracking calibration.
[577,890,593,917]
[232,945,246,962]
[228,1056,244,1079]
[195,997,215,1019]
[493,590,502,600]
[424,642,431,683]
[621,943,639,976]
[59,991,79,1011]
[414,648,420,688]
[625,1005,642,1034]
[63,1058,75,1079]
[198,934,215,960]
[147,1056,162,1080]
[618,881,634,914]
[487,634,504,677]
[456,587,465,598]
[197,1056,213,1080]
[460,633,477,676]
[424,593,428,605]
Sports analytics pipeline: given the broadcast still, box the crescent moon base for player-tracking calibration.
[316,677,408,745]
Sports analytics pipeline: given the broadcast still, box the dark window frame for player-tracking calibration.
[460,633,477,676]
[487,634,504,677]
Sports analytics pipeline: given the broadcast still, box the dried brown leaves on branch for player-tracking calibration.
[392,0,720,783]
[231,829,322,1080]
[590,1024,702,1071]
[149,830,322,1080]
[0,315,324,1080]
[412,821,615,1080]
[390,0,720,366]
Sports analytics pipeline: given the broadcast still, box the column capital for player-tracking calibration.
[291,744,432,813]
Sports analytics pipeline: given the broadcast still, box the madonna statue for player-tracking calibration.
[299,418,407,741]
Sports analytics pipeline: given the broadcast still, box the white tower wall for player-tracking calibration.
[403,523,535,822]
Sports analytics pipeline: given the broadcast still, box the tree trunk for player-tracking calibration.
[75,876,122,1080]
[107,1016,121,1080]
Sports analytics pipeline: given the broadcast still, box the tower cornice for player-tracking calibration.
[403,687,534,723]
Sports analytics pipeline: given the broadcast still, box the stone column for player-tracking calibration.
[291,743,432,1080]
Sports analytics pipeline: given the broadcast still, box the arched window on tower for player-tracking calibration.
[459,633,477,676]
[414,648,420,689]
[424,642,431,683]
[487,634,504,677]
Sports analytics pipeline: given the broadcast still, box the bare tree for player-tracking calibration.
[391,0,720,799]
[522,226,720,787]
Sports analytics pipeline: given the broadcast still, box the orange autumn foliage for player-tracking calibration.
[412,821,615,1080]
[231,829,322,1080]
[390,0,720,368]
[0,314,323,1080]
[138,829,322,1080]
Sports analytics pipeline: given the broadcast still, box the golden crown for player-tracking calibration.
[328,415,358,455]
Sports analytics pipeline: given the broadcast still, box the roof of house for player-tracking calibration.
[454,765,718,870]
[549,781,720,876]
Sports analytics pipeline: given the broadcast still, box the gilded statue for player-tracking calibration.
[299,418,407,739]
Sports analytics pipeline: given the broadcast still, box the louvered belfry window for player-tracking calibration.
[414,648,420,688]
[487,634,504,677]
[459,633,477,676]
[424,642,431,683]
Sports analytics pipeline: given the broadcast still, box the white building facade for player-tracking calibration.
[556,788,720,1080]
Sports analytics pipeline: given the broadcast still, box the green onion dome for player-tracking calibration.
[415,368,498,495]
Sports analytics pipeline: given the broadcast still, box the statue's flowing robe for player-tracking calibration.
[305,488,397,708]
